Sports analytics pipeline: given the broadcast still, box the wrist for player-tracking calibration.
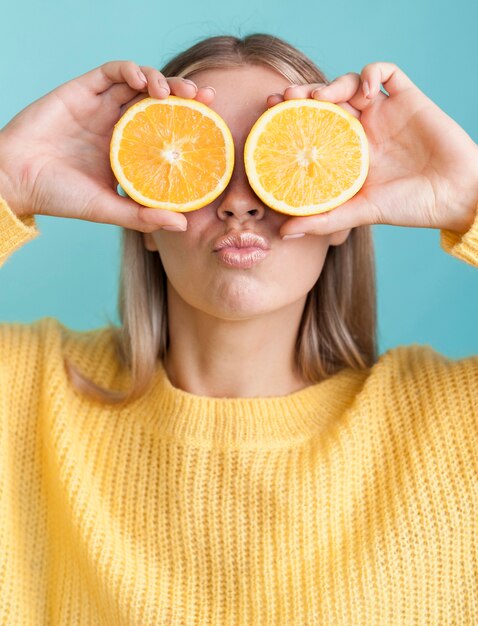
[0,175,18,221]
[0,171,17,216]
[442,164,478,235]
[447,201,478,236]
[0,139,27,217]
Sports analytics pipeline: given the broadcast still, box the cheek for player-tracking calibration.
[154,232,202,285]
[152,210,215,290]
[269,238,330,296]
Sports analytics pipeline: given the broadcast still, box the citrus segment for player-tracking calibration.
[244,99,369,216]
[110,96,234,211]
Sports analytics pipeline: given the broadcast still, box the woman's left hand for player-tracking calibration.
[267,63,478,237]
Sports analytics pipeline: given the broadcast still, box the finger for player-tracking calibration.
[309,72,387,112]
[139,65,171,99]
[86,62,172,101]
[75,61,153,95]
[279,194,372,237]
[114,77,203,114]
[105,83,140,106]
[266,87,360,118]
[309,73,359,102]
[360,62,417,100]
[267,93,284,108]
[193,86,216,105]
[282,82,328,100]
[166,76,199,98]
[163,77,216,105]
[118,85,216,118]
[84,190,188,233]
[342,62,417,111]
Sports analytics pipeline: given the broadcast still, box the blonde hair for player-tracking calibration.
[65,33,377,404]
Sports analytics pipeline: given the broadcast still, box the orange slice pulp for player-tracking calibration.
[110,96,235,212]
[244,99,369,216]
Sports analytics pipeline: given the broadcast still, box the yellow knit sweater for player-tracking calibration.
[1,195,477,625]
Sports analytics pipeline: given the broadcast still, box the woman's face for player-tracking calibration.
[143,64,351,320]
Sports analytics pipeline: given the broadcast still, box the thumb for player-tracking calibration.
[280,194,372,238]
[83,187,188,232]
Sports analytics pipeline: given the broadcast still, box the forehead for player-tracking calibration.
[188,65,291,140]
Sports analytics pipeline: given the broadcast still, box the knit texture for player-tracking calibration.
[1,195,477,625]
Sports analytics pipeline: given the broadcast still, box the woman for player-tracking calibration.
[0,34,477,624]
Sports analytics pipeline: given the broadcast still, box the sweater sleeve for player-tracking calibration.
[440,202,478,267]
[0,195,40,267]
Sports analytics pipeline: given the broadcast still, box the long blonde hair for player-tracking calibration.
[65,33,377,404]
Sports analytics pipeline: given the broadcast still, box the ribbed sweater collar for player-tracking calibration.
[132,363,365,449]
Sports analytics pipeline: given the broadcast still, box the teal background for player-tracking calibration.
[0,0,477,357]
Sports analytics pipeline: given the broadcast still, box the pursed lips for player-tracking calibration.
[212,231,271,252]
[212,231,271,269]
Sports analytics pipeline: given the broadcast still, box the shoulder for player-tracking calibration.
[0,317,121,389]
[372,342,477,387]
[365,343,477,429]
[0,316,116,354]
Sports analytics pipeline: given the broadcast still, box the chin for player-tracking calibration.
[171,273,306,321]
[208,285,274,320]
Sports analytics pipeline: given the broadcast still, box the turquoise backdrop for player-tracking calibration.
[0,0,477,357]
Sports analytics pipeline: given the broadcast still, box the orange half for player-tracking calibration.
[110,96,235,212]
[244,99,369,216]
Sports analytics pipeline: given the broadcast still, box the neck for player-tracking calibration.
[164,287,308,398]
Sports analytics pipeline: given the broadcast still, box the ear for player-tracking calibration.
[142,232,158,252]
[329,228,352,247]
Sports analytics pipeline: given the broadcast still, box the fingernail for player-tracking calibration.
[162,224,187,232]
[282,233,305,240]
[363,81,370,98]
[158,86,170,98]
[311,88,323,98]
[137,71,147,85]
[204,86,216,95]
[183,79,197,87]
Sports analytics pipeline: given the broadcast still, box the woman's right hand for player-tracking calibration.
[0,61,216,232]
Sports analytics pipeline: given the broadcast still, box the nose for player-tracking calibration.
[216,174,266,224]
